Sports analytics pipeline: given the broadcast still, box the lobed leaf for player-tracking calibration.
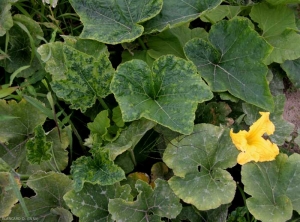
[71,149,125,192]
[163,124,238,210]
[110,55,213,135]
[143,0,222,34]
[51,44,114,112]
[64,183,132,222]
[69,0,163,44]
[8,171,73,221]
[242,153,300,222]
[108,179,182,221]
[281,58,300,89]
[184,18,274,111]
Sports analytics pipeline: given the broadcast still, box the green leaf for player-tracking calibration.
[250,2,300,64]
[0,99,47,169]
[163,124,238,210]
[184,18,274,111]
[121,50,154,67]
[87,110,110,145]
[200,5,245,23]
[121,172,150,197]
[199,101,232,125]
[281,58,300,89]
[110,55,213,135]
[69,0,163,44]
[71,149,125,192]
[108,179,182,221]
[0,172,21,218]
[0,0,16,36]
[26,125,52,165]
[19,127,70,174]
[265,0,300,5]
[0,86,18,98]
[112,106,124,128]
[102,119,156,160]
[242,153,300,222]
[9,171,73,221]
[51,44,114,112]
[242,94,294,146]
[147,25,208,59]
[0,14,43,77]
[143,0,222,34]
[64,183,132,222]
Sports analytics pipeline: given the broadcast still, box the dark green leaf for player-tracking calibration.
[110,55,213,134]
[184,18,274,111]
[64,183,132,222]
[281,58,300,89]
[143,0,222,33]
[69,0,163,44]
[108,179,182,221]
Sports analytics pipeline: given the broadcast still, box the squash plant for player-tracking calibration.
[1,0,300,221]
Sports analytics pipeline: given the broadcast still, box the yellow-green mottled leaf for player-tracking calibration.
[51,45,114,112]
[110,55,213,135]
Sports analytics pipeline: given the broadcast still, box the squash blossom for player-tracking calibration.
[230,112,279,165]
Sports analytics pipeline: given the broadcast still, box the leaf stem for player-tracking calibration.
[137,37,147,50]
[98,97,110,111]
[237,183,251,222]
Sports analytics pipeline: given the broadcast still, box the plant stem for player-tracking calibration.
[98,97,110,111]
[129,149,137,166]
[137,37,147,50]
[237,183,251,222]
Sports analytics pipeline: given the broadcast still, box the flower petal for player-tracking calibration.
[249,136,279,162]
[248,112,275,140]
[237,146,260,165]
[230,129,248,151]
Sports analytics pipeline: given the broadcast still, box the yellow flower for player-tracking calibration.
[230,112,279,165]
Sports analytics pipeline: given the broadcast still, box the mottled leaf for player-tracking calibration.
[69,0,163,44]
[242,153,300,222]
[19,127,70,174]
[71,149,125,192]
[242,94,294,146]
[51,45,114,112]
[0,0,16,36]
[184,18,274,111]
[250,2,300,64]
[102,119,156,160]
[9,171,73,221]
[110,55,213,135]
[108,179,182,221]
[26,125,52,165]
[163,124,238,210]
[143,0,222,33]
[0,172,21,217]
[64,183,132,222]
[0,99,47,169]
[87,110,110,145]
[121,172,150,197]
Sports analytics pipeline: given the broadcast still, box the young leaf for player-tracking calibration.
[108,179,182,221]
[163,124,238,210]
[242,95,294,146]
[8,171,73,221]
[0,99,47,169]
[26,125,52,165]
[87,110,110,145]
[71,149,125,192]
[281,58,300,89]
[143,0,222,33]
[64,183,132,221]
[0,172,21,218]
[69,0,163,44]
[102,119,156,160]
[51,45,114,112]
[242,153,300,222]
[110,55,213,135]
[250,2,300,64]
[19,127,70,174]
[184,18,274,111]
